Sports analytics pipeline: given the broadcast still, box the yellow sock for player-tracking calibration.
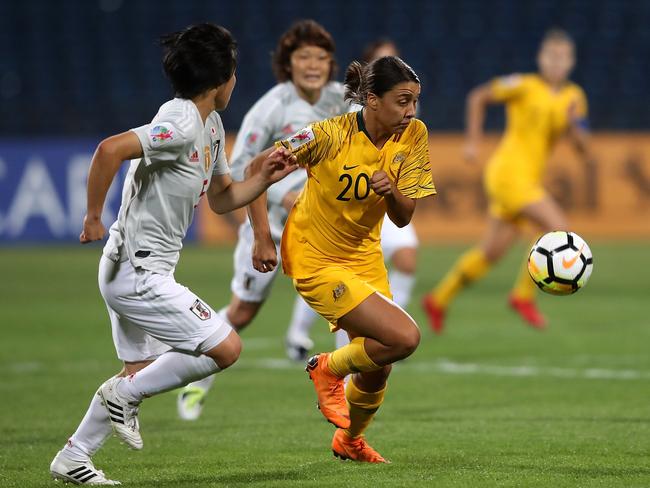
[328,337,380,378]
[432,248,490,308]
[344,378,386,439]
[511,251,537,301]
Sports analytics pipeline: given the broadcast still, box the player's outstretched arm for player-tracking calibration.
[206,147,297,215]
[80,131,143,244]
[245,148,279,273]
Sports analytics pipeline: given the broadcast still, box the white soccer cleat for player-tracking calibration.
[177,386,209,421]
[98,377,143,450]
[50,450,121,485]
[285,335,315,362]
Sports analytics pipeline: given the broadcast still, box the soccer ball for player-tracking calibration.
[527,231,593,295]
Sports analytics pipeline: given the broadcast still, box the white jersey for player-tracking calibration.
[230,81,349,240]
[104,98,230,274]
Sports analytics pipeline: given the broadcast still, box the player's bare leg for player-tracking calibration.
[423,217,518,333]
[510,197,570,327]
[306,293,419,429]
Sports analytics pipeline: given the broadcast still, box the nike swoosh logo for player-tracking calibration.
[562,243,585,269]
[343,164,359,170]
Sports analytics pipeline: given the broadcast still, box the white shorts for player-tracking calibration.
[98,255,233,362]
[230,221,281,303]
[381,218,419,261]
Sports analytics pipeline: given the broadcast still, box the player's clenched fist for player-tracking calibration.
[370,170,394,197]
[79,215,106,244]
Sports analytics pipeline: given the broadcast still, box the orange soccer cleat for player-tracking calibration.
[331,429,389,463]
[305,354,350,429]
[421,294,446,334]
[509,295,547,329]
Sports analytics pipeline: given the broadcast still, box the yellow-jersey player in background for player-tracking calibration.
[422,29,595,333]
[251,56,435,462]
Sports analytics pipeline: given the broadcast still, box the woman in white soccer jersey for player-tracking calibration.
[177,20,348,421]
[49,24,296,485]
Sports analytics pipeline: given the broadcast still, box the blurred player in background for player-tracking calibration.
[274,57,435,462]
[422,29,594,333]
[50,24,296,485]
[177,20,349,421]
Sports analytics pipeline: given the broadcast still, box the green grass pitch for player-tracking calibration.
[1,242,649,487]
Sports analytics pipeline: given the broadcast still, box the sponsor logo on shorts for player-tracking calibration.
[150,124,173,143]
[190,299,211,321]
[332,283,346,301]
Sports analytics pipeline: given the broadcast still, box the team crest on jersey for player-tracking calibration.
[393,152,406,164]
[150,124,174,143]
[246,132,259,145]
[190,299,211,321]
[332,283,346,302]
[287,126,314,150]
[189,147,199,163]
[210,126,217,135]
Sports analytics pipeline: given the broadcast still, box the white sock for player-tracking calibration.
[334,329,351,387]
[286,296,318,341]
[389,269,416,309]
[185,374,215,391]
[334,328,350,349]
[182,307,232,393]
[118,351,220,403]
[63,391,112,460]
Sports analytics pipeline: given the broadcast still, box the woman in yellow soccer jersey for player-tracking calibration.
[257,56,435,462]
[422,29,594,332]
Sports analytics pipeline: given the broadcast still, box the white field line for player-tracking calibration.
[245,357,650,381]
[4,356,650,381]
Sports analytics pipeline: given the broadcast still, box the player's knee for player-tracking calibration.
[393,324,420,359]
[482,246,504,263]
[208,333,242,370]
[391,248,417,274]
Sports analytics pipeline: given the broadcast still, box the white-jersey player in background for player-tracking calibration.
[177,25,419,421]
[50,24,296,485]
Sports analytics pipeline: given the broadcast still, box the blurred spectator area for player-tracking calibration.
[1,0,649,135]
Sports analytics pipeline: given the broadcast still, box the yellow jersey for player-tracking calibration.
[487,73,588,184]
[277,110,435,279]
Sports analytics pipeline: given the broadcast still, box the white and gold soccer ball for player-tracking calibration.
[527,231,594,295]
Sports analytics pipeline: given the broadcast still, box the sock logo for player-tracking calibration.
[190,299,211,321]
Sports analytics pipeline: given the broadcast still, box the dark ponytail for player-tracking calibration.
[344,61,365,105]
[344,56,419,106]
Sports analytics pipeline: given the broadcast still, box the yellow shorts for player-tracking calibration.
[293,263,391,331]
[485,178,547,221]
